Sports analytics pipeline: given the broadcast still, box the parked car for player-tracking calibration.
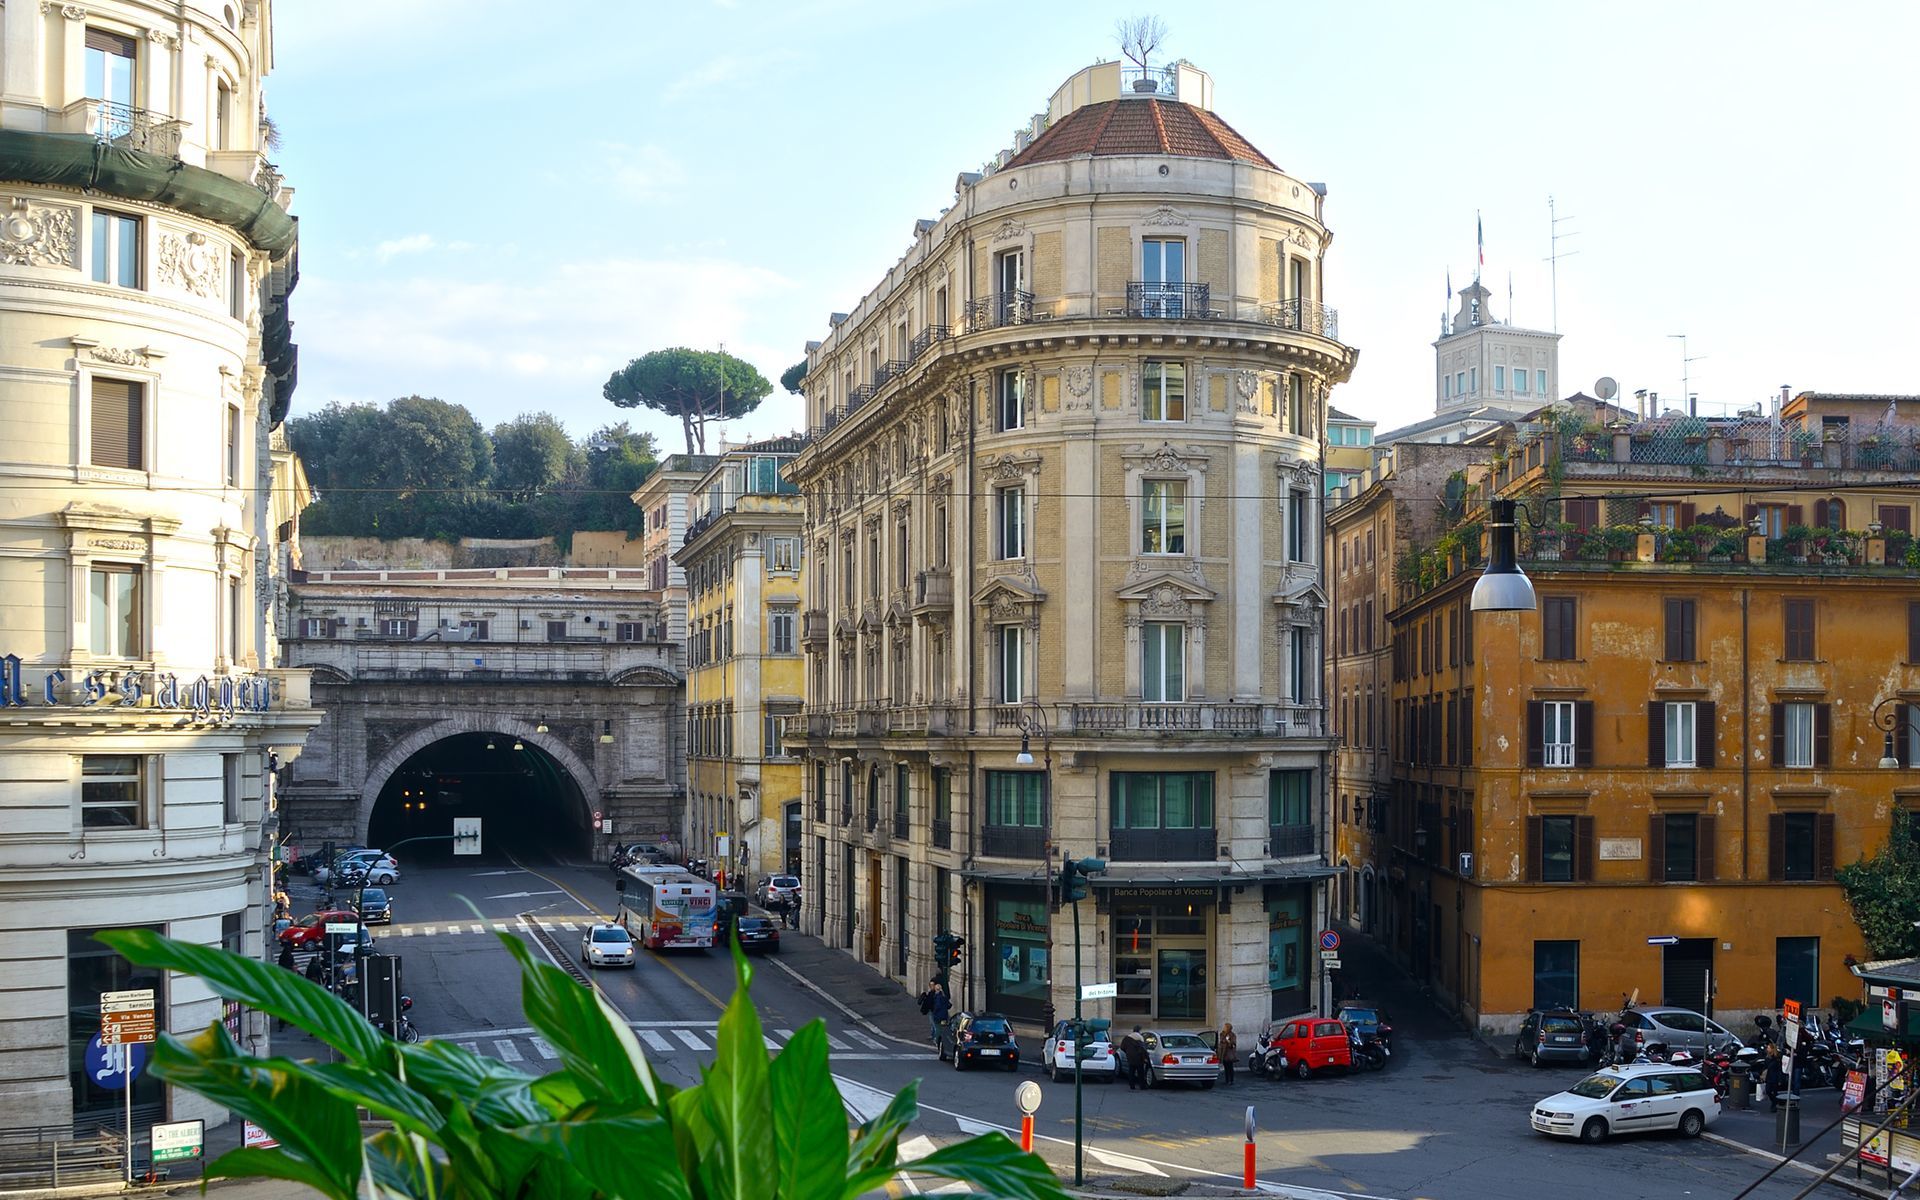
[755,875,803,909]
[1264,1017,1353,1079]
[580,923,636,968]
[1517,1009,1592,1066]
[278,910,362,947]
[1620,1006,1739,1056]
[1335,1001,1395,1054]
[1042,1019,1117,1082]
[317,852,400,887]
[1138,1030,1222,1088]
[353,887,392,925]
[733,916,781,954]
[1530,1063,1719,1142]
[938,1012,1020,1071]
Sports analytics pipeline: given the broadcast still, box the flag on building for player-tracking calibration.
[1477,211,1485,269]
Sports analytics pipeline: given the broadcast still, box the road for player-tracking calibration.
[305,855,1858,1199]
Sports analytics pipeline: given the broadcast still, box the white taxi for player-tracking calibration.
[1531,1063,1719,1143]
[581,922,636,968]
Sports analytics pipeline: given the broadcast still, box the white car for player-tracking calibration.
[581,923,636,968]
[318,853,400,887]
[1531,1063,1720,1143]
[1041,1019,1117,1082]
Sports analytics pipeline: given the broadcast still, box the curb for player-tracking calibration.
[767,955,927,1049]
[1700,1131,1886,1198]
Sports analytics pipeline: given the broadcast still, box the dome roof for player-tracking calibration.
[1004,98,1276,170]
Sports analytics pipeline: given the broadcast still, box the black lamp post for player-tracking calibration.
[1873,698,1910,770]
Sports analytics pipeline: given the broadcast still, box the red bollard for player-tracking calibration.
[1021,1114,1034,1152]
[1242,1105,1257,1188]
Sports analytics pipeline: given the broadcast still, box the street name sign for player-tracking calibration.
[1080,981,1118,1000]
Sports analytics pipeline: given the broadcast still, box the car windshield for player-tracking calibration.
[1063,1023,1110,1043]
[970,1018,1011,1034]
[590,927,631,944]
[294,913,322,926]
[1542,1015,1583,1033]
[738,918,771,930]
[359,890,387,904]
[772,876,799,888]
[1158,1034,1208,1050]
[1342,1008,1380,1024]
[1568,1074,1623,1099]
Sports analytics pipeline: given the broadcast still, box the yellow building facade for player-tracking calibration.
[675,440,808,887]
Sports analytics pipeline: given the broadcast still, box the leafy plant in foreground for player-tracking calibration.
[97,929,1066,1200]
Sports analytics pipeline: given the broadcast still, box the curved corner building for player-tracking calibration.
[0,1,318,1132]
[788,61,1358,1029]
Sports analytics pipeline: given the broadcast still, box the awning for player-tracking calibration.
[1846,1009,1920,1046]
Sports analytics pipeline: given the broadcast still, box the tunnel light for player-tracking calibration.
[600,720,614,744]
[513,738,524,751]
[535,714,549,733]
[486,737,496,751]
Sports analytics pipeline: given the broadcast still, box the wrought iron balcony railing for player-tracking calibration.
[1110,827,1217,862]
[931,818,952,850]
[909,326,950,360]
[980,824,1046,859]
[1259,298,1340,341]
[848,383,876,411]
[91,101,187,157]
[874,360,911,390]
[1269,823,1319,857]
[893,812,910,839]
[963,290,1033,330]
[1126,281,1212,319]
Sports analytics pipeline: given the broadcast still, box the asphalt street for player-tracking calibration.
[298,855,1859,1200]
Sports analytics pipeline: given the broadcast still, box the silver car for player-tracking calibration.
[1135,1030,1221,1089]
[1621,1006,1738,1056]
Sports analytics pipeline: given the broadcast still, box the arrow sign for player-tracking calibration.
[1646,935,1680,946]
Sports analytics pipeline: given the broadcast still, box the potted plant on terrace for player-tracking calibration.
[1117,16,1169,90]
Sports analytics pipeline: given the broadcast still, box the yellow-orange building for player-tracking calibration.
[1369,396,1920,1034]
[674,439,808,887]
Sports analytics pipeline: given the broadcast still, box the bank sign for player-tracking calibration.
[0,654,275,716]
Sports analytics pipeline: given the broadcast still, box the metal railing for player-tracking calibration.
[875,359,910,390]
[1259,298,1340,341]
[893,811,910,839]
[981,824,1046,858]
[1120,65,1178,96]
[909,325,950,359]
[931,817,951,850]
[964,290,1034,330]
[1111,827,1216,862]
[1270,823,1318,857]
[92,100,186,156]
[1126,281,1212,319]
[0,1123,128,1190]
[865,805,878,833]
[848,383,876,411]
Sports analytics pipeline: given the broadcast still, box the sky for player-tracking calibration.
[266,1,1920,454]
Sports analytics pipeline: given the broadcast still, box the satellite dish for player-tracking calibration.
[1594,377,1619,401]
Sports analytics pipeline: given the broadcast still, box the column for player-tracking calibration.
[1232,440,1264,698]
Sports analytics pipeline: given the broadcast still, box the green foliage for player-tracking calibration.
[1838,809,1920,959]
[492,413,578,501]
[779,360,809,396]
[604,348,773,455]
[96,929,1067,1200]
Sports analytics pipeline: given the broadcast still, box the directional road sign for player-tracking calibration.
[1646,935,1680,946]
[99,988,155,1046]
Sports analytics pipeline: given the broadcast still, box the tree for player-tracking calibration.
[492,412,575,501]
[1839,808,1920,959]
[604,348,771,455]
[561,422,659,534]
[96,929,1068,1200]
[383,395,493,494]
[1114,14,1168,71]
[780,360,809,396]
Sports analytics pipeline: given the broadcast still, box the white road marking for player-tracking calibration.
[492,923,509,932]
[399,927,413,937]
[530,1035,556,1059]
[671,1029,708,1050]
[845,1029,886,1050]
[469,923,484,934]
[834,1074,897,1124]
[955,1116,998,1136]
[825,1032,851,1050]
[764,1034,781,1049]
[457,1041,478,1054]
[495,1040,522,1063]
[1088,1147,1165,1176]
[639,1030,674,1053]
[775,1028,795,1042]
[560,922,580,932]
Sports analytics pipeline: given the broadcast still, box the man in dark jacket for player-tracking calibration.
[1121,1026,1149,1089]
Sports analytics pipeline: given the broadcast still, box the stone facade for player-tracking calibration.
[786,60,1357,1032]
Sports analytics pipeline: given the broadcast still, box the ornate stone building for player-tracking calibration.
[0,0,317,1130]
[787,59,1357,1030]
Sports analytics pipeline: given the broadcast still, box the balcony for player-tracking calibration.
[874,360,911,390]
[931,818,952,850]
[1269,823,1318,858]
[1057,702,1305,736]
[909,325,951,360]
[1110,827,1217,862]
[1125,282,1213,319]
[800,609,829,649]
[893,811,910,840]
[848,383,877,412]
[682,511,719,546]
[66,100,187,157]
[913,568,952,614]
[1259,298,1340,341]
[812,797,825,822]
[980,824,1046,859]
[865,805,878,834]
[839,798,853,825]
[963,291,1034,330]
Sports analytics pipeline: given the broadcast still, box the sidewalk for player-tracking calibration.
[759,921,954,1049]
[1705,1088,1896,1198]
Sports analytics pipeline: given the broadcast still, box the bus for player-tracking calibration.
[616,865,717,950]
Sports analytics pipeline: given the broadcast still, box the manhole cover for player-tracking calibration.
[866,986,897,997]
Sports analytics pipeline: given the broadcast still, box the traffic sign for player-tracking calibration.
[324,922,359,934]
[100,988,154,1013]
[99,988,155,1046]
[1319,949,1341,961]
[1319,930,1342,951]
[1015,1080,1042,1114]
[1080,981,1118,1000]
[453,817,482,856]
[151,1120,203,1164]
[1646,935,1680,946]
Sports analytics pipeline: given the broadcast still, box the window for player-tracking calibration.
[1911,602,1920,664]
[1141,622,1185,702]
[1142,236,1185,284]
[222,753,243,823]
[229,250,245,319]
[1775,937,1819,1009]
[1111,772,1214,829]
[770,609,796,654]
[1663,598,1697,662]
[1268,769,1311,827]
[1752,504,1789,539]
[1141,480,1186,554]
[894,763,910,824]
[1443,375,1452,399]
[996,369,1025,431]
[984,771,1044,826]
[1469,367,1477,392]
[768,537,800,572]
[1143,361,1186,421]
[1540,596,1576,660]
[1770,811,1833,882]
[763,714,790,757]
[1533,940,1578,1011]
[1287,376,1307,434]
[1455,370,1466,396]
[546,620,569,641]
[85,28,136,108]
[224,404,243,487]
[1538,815,1580,882]
[1528,699,1591,769]
[1880,505,1912,535]
[995,485,1025,560]
[997,624,1024,704]
[1288,489,1310,562]
[894,522,909,589]
[90,378,144,470]
[1772,701,1828,769]
[383,618,417,638]
[1562,497,1600,532]
[1783,598,1815,661]
[1536,370,1548,395]
[90,210,141,289]
[1664,702,1696,768]
[1494,366,1505,392]
[1513,369,1529,395]
[89,566,142,657]
[81,755,143,828]
[300,616,330,638]
[460,619,490,641]
[1656,813,1702,882]
[227,577,243,663]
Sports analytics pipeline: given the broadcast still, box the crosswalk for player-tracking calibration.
[442,1021,901,1066]
[387,917,600,938]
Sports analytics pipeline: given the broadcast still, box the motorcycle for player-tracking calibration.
[1247,1025,1289,1080]
[1350,1026,1387,1072]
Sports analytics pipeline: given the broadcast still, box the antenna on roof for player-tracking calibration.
[1546,196,1579,334]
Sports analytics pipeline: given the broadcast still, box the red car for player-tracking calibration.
[1264,1017,1353,1079]
[278,910,361,947]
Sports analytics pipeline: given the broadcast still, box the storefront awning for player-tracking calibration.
[1847,1008,1920,1046]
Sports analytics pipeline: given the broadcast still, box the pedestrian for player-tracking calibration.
[1122,1026,1149,1090]
[1890,1048,1908,1124]
[277,941,296,972]
[1219,1021,1239,1085]
[918,981,941,1041]
[1765,1042,1787,1112]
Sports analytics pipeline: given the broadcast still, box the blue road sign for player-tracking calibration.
[83,1032,147,1090]
[1319,929,1342,951]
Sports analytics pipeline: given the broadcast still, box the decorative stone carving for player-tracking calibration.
[1,200,78,268]
[89,346,150,367]
[1124,441,1207,476]
[43,3,88,19]
[1141,585,1192,619]
[1233,370,1257,400]
[158,230,222,297]
[146,27,181,48]
[1063,366,1093,411]
[1283,226,1315,248]
[991,218,1026,243]
[1141,205,1189,227]
[981,452,1040,483]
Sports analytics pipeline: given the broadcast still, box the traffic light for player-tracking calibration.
[945,935,965,967]
[932,931,964,981]
[1058,856,1106,905]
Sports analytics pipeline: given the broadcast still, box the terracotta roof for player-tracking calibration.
[1005,98,1277,170]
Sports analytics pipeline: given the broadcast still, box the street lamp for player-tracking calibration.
[1873,697,1910,770]
[1470,498,1537,613]
[535,714,549,734]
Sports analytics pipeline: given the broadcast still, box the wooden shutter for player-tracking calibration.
[1813,499,1829,529]
[1696,700,1716,769]
[1788,504,1804,527]
[1575,701,1595,768]
[1524,817,1541,882]
[1576,816,1596,881]
[1696,814,1717,882]
[1648,814,1666,881]
[1814,703,1832,767]
[1648,702,1667,767]
[1770,703,1786,767]
[1899,703,1913,769]
[90,379,142,469]
[1745,503,1759,523]
[1768,813,1787,880]
[1816,813,1836,880]
[1526,701,1544,768]
[86,28,138,55]
[1679,503,1696,528]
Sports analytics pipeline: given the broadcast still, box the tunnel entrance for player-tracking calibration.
[366,732,591,863]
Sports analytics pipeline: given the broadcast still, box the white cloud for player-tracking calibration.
[598,143,687,204]
[374,233,437,263]
[663,50,800,102]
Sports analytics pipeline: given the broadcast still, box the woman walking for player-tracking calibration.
[1219,1021,1239,1085]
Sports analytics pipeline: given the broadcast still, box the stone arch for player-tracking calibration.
[356,712,601,839]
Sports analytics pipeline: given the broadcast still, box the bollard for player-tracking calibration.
[1243,1105,1257,1189]
[1021,1113,1033,1153]
[1015,1080,1041,1156]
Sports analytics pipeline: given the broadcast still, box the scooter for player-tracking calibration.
[1350,1026,1387,1072]
[1247,1026,1289,1080]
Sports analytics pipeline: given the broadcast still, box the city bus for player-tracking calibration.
[616,865,717,950]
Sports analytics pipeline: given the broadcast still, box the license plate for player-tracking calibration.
[1553,1036,1575,1043]
[980,1048,1002,1056]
